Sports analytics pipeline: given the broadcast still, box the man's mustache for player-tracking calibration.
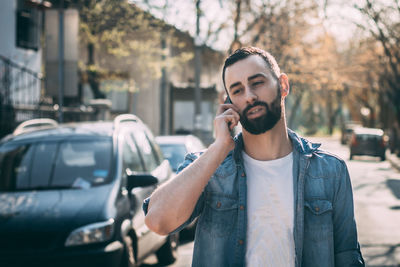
[241,101,269,118]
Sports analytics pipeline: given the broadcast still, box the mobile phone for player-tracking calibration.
[224,95,233,131]
[224,95,232,104]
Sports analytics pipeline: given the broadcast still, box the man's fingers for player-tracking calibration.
[218,114,239,130]
[223,108,240,123]
[217,103,239,115]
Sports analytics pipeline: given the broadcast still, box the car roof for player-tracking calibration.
[1,121,114,143]
[155,135,196,144]
[1,116,148,145]
[353,127,384,136]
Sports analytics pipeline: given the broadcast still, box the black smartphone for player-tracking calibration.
[224,95,232,104]
[224,95,233,131]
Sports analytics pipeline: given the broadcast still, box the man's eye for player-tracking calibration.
[252,81,263,86]
[232,89,241,95]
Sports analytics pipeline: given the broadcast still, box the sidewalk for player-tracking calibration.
[387,150,400,172]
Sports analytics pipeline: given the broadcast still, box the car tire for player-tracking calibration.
[156,233,179,265]
[380,154,386,161]
[121,235,136,267]
[350,153,353,160]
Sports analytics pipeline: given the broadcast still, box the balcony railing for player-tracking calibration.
[0,55,43,107]
[0,55,99,138]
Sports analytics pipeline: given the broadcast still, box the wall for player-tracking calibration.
[0,0,42,75]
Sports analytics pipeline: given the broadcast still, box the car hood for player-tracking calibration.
[0,185,112,233]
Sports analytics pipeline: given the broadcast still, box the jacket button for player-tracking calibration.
[216,202,221,208]
[240,205,244,210]
[315,207,320,212]
[238,240,244,245]
[241,173,245,177]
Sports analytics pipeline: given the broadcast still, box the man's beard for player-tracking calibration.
[239,86,282,135]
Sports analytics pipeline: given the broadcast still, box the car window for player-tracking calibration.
[0,143,34,191]
[0,139,112,192]
[32,142,58,188]
[131,131,158,171]
[52,140,112,187]
[143,128,164,164]
[122,134,144,172]
[159,144,187,172]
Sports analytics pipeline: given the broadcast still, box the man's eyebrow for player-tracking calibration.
[248,73,268,81]
[229,81,242,91]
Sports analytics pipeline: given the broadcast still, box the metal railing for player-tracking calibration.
[0,55,43,106]
[0,55,99,138]
[0,55,45,137]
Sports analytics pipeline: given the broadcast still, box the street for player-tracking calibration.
[143,136,400,267]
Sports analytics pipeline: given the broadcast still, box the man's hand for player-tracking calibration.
[214,103,240,151]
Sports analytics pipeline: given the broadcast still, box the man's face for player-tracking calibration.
[224,55,282,135]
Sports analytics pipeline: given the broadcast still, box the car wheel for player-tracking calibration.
[121,235,136,267]
[380,154,386,161]
[156,233,179,265]
[350,153,353,160]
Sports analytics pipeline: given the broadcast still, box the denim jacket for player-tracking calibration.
[144,129,364,267]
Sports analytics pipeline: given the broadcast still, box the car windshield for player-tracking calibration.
[0,138,113,192]
[158,144,187,171]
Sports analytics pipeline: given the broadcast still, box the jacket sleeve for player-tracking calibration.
[142,151,206,234]
[333,161,365,266]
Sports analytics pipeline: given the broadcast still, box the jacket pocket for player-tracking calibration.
[305,199,332,215]
[303,199,335,265]
[200,194,238,237]
[304,199,333,240]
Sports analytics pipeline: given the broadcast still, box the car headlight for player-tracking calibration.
[65,219,115,247]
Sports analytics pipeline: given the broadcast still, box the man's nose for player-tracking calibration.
[244,88,257,104]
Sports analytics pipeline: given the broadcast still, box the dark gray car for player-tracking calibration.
[0,115,178,267]
[349,127,387,161]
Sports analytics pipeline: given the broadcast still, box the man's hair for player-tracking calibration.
[222,47,281,90]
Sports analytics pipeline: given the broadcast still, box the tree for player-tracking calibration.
[78,0,193,99]
[136,0,353,133]
[354,0,400,152]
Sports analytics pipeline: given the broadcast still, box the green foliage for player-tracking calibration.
[77,0,193,89]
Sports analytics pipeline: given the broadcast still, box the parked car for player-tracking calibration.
[349,127,387,161]
[155,135,206,239]
[0,115,178,267]
[341,122,362,145]
[155,135,206,173]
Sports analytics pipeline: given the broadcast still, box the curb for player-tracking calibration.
[387,150,400,172]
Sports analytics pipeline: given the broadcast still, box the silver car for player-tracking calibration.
[155,135,206,173]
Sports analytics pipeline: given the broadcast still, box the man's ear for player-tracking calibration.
[279,74,290,97]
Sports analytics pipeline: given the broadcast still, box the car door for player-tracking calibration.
[127,129,167,259]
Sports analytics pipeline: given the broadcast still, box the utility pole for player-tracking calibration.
[160,33,167,135]
[57,0,64,123]
[194,0,202,137]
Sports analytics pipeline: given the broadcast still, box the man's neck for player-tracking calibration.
[242,120,292,161]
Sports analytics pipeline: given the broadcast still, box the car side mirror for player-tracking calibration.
[126,169,158,190]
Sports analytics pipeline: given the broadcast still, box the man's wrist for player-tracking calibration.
[210,139,234,156]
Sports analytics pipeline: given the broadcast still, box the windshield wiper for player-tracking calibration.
[18,186,77,191]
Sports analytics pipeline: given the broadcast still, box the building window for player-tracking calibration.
[16,0,40,50]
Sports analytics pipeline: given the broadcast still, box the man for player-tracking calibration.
[143,47,364,267]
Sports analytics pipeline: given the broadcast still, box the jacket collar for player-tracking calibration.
[233,128,321,162]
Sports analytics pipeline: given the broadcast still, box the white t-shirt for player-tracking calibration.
[243,151,295,267]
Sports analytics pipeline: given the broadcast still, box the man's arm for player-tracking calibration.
[144,103,240,235]
[333,161,365,266]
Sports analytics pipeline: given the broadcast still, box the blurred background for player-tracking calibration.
[1,0,399,148]
[1,0,400,266]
